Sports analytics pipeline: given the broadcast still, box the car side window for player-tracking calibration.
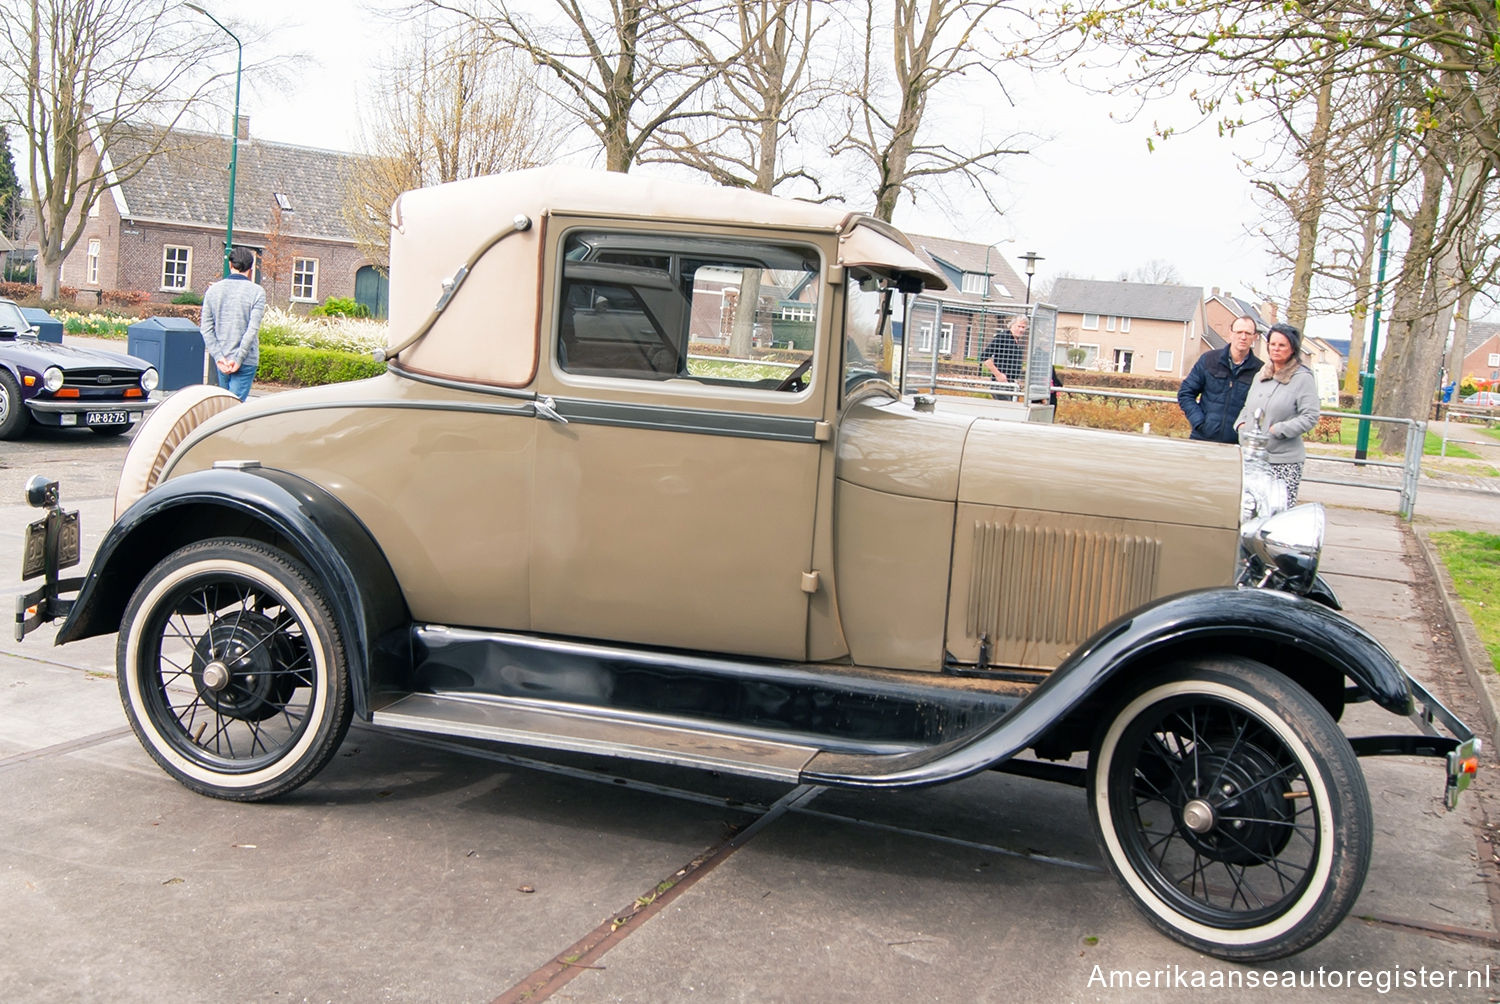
[556,231,819,391]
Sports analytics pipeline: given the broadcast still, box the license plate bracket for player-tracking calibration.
[21,509,80,580]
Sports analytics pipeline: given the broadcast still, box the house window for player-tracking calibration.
[1156,349,1173,371]
[1054,343,1099,369]
[778,304,814,322]
[1120,316,1131,332]
[274,192,293,212]
[161,246,191,290]
[1489,353,1500,367]
[1082,313,1099,330]
[1113,348,1134,373]
[961,272,987,295]
[917,322,955,355]
[1106,315,1116,331]
[292,258,318,302]
[86,239,100,285]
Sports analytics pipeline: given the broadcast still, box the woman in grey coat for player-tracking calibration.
[1235,322,1320,504]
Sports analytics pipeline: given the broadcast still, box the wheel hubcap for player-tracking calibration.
[191,611,302,722]
[1181,798,1215,833]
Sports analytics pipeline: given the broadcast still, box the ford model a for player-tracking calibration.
[14,168,1479,961]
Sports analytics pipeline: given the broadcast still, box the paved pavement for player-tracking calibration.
[2,389,1500,1001]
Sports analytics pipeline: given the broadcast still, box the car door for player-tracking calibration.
[530,224,829,662]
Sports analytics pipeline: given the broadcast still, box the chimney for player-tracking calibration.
[236,114,250,141]
[1211,286,1220,297]
[1261,300,1279,324]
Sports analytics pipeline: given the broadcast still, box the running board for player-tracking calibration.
[371,692,819,782]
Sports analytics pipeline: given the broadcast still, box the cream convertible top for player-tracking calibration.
[385,167,948,388]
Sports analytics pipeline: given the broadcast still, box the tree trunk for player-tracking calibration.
[728,267,762,356]
[1287,60,1334,332]
[1372,151,1445,453]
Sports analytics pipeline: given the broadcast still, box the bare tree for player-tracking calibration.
[831,0,1029,221]
[638,0,832,195]
[0,1,246,299]
[1119,259,1182,285]
[416,0,760,173]
[260,204,293,307]
[1031,0,1500,436]
[342,24,553,268]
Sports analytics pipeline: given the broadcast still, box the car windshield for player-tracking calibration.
[842,274,897,394]
[0,300,28,335]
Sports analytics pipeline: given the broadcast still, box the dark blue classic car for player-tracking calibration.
[0,297,159,438]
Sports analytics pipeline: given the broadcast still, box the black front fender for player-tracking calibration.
[57,466,409,718]
[802,587,1412,788]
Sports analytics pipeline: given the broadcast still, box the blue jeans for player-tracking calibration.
[217,366,255,402]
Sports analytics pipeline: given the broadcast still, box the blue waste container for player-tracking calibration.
[19,307,62,343]
[126,317,205,391]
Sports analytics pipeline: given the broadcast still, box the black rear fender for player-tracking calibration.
[57,467,409,718]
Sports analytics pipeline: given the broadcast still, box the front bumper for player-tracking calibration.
[26,396,157,428]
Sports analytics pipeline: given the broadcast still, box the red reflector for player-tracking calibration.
[1462,757,1479,775]
[55,388,79,398]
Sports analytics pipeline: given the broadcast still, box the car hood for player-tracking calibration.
[0,335,151,372]
[836,396,1242,530]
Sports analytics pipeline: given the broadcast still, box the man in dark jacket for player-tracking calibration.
[1178,315,1262,443]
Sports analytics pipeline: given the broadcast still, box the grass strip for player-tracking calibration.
[1430,531,1500,672]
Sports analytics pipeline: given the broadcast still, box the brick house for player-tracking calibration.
[1463,320,1500,384]
[900,234,1030,361]
[44,117,386,315]
[1051,278,1206,377]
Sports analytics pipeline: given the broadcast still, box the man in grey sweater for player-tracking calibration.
[200,247,266,401]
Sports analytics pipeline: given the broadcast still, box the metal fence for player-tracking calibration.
[1439,407,1499,456]
[900,299,1057,405]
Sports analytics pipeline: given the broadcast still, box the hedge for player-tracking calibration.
[258,344,387,386]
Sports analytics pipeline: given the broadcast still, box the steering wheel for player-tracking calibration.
[776,357,813,392]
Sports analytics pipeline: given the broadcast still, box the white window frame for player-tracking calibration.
[1155,349,1174,371]
[86,239,100,285]
[161,245,191,291]
[938,321,954,355]
[1105,315,1116,331]
[1113,348,1134,373]
[1054,343,1100,369]
[1488,352,1500,367]
[291,257,319,302]
[1081,313,1100,330]
[960,272,987,295]
[1120,316,1132,332]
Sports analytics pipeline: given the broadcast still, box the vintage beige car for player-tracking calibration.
[15,168,1477,962]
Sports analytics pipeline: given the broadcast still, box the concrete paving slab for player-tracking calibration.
[0,682,756,1003]
[553,808,1500,1003]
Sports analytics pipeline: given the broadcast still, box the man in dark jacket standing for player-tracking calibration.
[1178,314,1262,442]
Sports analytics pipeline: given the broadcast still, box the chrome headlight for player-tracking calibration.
[1240,503,1325,594]
[42,366,64,393]
[140,367,159,393]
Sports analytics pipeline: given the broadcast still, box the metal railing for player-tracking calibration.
[1439,407,1499,456]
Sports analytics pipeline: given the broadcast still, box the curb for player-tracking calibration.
[1414,526,1500,743]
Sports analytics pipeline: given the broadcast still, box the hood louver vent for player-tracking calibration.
[966,522,1161,665]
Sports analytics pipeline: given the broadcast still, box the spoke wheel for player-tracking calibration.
[118,539,351,801]
[1088,657,1371,962]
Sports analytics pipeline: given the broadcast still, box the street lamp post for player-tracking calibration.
[980,242,1004,301]
[185,3,240,278]
[1018,251,1044,304]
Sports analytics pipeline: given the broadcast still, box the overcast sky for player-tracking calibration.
[62,0,1475,339]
